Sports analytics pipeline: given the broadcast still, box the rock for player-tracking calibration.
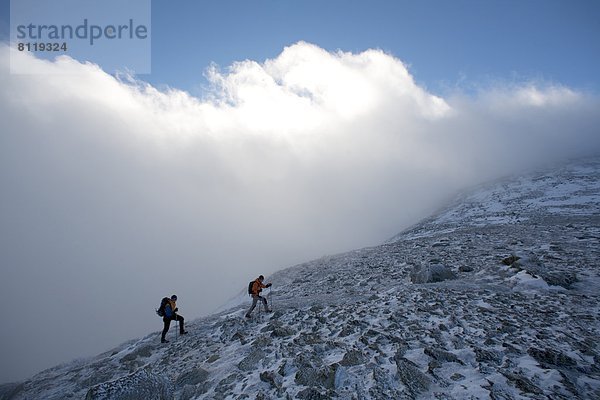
[206,354,220,363]
[410,264,457,284]
[271,325,296,338]
[394,356,430,396]
[251,335,272,348]
[294,333,322,346]
[500,371,543,395]
[0,382,24,399]
[559,370,580,397]
[428,264,457,282]
[427,360,441,373]
[459,265,474,272]
[339,350,366,367]
[424,347,464,365]
[214,373,240,398]
[498,322,518,334]
[278,360,295,377]
[450,373,465,381]
[295,364,338,390]
[231,331,246,345]
[262,321,296,338]
[501,255,520,266]
[310,305,324,313]
[394,342,409,359]
[238,348,266,372]
[175,367,209,387]
[85,369,172,400]
[80,370,116,389]
[218,318,245,342]
[179,385,197,400]
[474,347,503,366]
[179,381,210,400]
[296,387,328,400]
[294,352,324,371]
[120,345,153,363]
[370,365,401,398]
[259,370,282,390]
[541,272,577,289]
[527,347,577,369]
[337,325,355,337]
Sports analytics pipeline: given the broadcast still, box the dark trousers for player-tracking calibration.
[162,314,184,340]
[246,295,268,316]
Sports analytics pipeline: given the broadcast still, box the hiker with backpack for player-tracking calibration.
[157,294,188,343]
[245,275,272,318]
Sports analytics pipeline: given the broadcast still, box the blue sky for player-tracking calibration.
[146,0,600,94]
[2,0,599,94]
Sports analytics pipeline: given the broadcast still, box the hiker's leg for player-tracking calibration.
[260,295,269,312]
[161,318,171,341]
[176,315,185,333]
[246,296,259,316]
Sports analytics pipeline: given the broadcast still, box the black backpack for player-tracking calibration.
[156,297,169,317]
[248,280,255,296]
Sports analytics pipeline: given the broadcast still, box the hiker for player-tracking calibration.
[161,294,188,343]
[245,275,272,318]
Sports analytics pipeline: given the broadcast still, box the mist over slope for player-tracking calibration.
[3,43,600,383]
[1,158,599,399]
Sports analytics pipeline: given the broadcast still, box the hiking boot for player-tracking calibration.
[180,331,188,335]
[245,314,251,318]
[161,339,169,343]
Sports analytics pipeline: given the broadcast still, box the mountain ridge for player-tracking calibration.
[1,158,599,400]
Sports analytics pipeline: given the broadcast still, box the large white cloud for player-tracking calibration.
[1,41,599,382]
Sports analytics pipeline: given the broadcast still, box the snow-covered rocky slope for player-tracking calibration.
[2,158,599,400]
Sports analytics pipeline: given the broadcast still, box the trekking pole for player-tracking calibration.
[175,312,178,342]
[269,287,273,311]
[258,297,262,322]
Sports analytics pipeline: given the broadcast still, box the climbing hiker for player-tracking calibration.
[245,275,272,318]
[160,294,188,343]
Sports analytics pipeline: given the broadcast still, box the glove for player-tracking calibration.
[266,283,272,288]
[174,308,179,312]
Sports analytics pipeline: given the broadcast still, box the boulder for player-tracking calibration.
[541,272,577,289]
[424,347,464,365]
[410,264,457,284]
[527,347,577,369]
[296,387,329,400]
[474,347,503,366]
[238,348,266,372]
[175,367,209,387]
[259,370,283,390]
[85,369,172,400]
[500,371,543,395]
[502,255,520,266]
[295,364,338,390]
[394,355,430,396]
[340,350,366,367]
[120,345,153,363]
